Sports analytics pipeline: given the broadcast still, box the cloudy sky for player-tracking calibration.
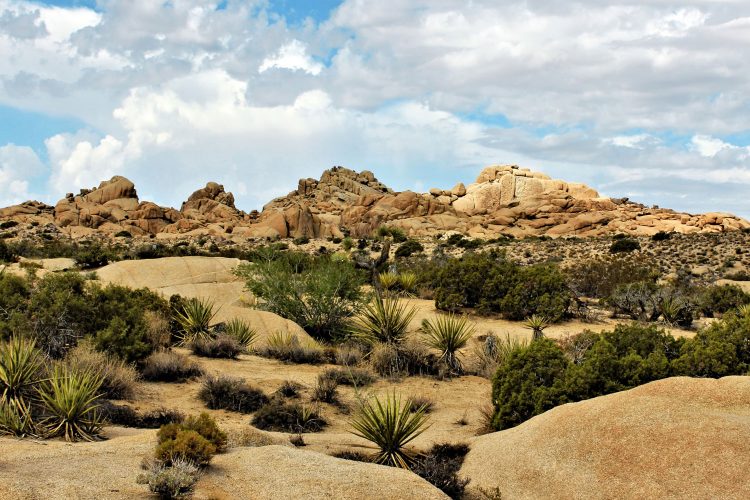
[0,0,749,216]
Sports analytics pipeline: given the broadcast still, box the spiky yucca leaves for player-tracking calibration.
[523,314,550,341]
[349,296,417,346]
[737,303,750,317]
[397,272,418,296]
[378,272,400,293]
[350,392,431,469]
[224,318,258,350]
[0,336,43,436]
[472,333,529,378]
[38,365,104,442]
[174,298,217,345]
[420,314,475,374]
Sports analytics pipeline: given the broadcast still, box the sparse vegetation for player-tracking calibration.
[420,314,475,374]
[141,351,204,382]
[251,400,327,433]
[198,374,268,413]
[191,334,242,359]
[256,332,325,364]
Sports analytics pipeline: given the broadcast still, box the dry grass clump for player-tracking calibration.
[198,374,268,413]
[256,332,325,364]
[275,380,304,398]
[311,374,339,404]
[227,427,281,448]
[138,458,200,499]
[370,341,440,379]
[100,401,184,428]
[319,367,376,387]
[334,342,367,366]
[141,350,203,382]
[144,310,172,349]
[64,341,139,400]
[407,395,435,414]
[471,333,528,378]
[191,335,242,359]
[251,400,327,433]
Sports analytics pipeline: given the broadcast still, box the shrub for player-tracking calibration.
[155,429,216,466]
[566,255,657,298]
[491,339,569,430]
[334,343,366,366]
[349,296,417,346]
[370,341,439,378]
[651,231,672,241]
[395,240,424,258]
[139,408,186,428]
[173,298,217,345]
[100,402,184,428]
[349,392,431,469]
[94,316,154,364]
[251,400,326,433]
[256,332,325,364]
[420,314,475,374]
[159,413,227,451]
[74,243,110,269]
[699,284,750,317]
[472,333,528,378]
[239,255,365,342]
[141,351,203,382]
[198,374,268,413]
[114,230,132,239]
[377,226,407,243]
[38,365,104,442]
[407,395,434,414]
[275,380,303,398]
[138,458,200,498]
[191,335,242,359]
[724,270,750,281]
[320,367,376,387]
[64,342,139,400]
[609,238,640,253]
[412,443,470,499]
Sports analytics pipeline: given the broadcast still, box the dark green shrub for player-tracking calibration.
[698,284,750,317]
[238,255,365,342]
[446,234,464,246]
[198,374,268,413]
[251,400,326,433]
[651,231,671,241]
[724,270,750,281]
[567,255,657,298]
[94,316,153,364]
[74,243,110,269]
[491,339,569,430]
[0,239,18,262]
[100,402,184,428]
[609,238,640,253]
[412,443,470,499]
[293,236,310,245]
[395,240,424,258]
[0,220,18,229]
[114,230,132,238]
[376,226,407,243]
[456,238,483,249]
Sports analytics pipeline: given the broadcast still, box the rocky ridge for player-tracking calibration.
[0,165,747,240]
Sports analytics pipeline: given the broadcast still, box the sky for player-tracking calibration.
[0,1,749,216]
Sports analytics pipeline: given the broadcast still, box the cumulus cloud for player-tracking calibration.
[0,144,45,204]
[259,39,324,75]
[0,0,749,215]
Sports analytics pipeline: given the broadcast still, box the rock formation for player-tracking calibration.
[460,376,750,499]
[0,164,747,240]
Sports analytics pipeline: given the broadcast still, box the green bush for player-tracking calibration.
[567,255,657,298]
[238,254,365,341]
[159,413,227,452]
[155,429,216,466]
[74,243,110,269]
[94,316,153,364]
[609,238,640,253]
[698,284,750,317]
[395,240,424,258]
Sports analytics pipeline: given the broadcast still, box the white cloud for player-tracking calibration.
[0,144,45,204]
[259,39,324,75]
[0,0,749,216]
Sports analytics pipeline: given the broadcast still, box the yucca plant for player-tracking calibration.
[350,392,431,469]
[174,298,218,345]
[378,272,400,293]
[738,303,750,317]
[473,333,528,378]
[224,318,258,350]
[349,296,417,346]
[397,272,418,296]
[38,365,104,442]
[0,336,43,436]
[523,314,549,341]
[420,314,475,374]
[659,296,684,326]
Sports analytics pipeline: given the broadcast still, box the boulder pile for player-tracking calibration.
[0,164,747,239]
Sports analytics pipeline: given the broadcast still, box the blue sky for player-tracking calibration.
[1,0,750,216]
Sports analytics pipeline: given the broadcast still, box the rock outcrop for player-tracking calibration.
[460,376,750,499]
[0,164,747,239]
